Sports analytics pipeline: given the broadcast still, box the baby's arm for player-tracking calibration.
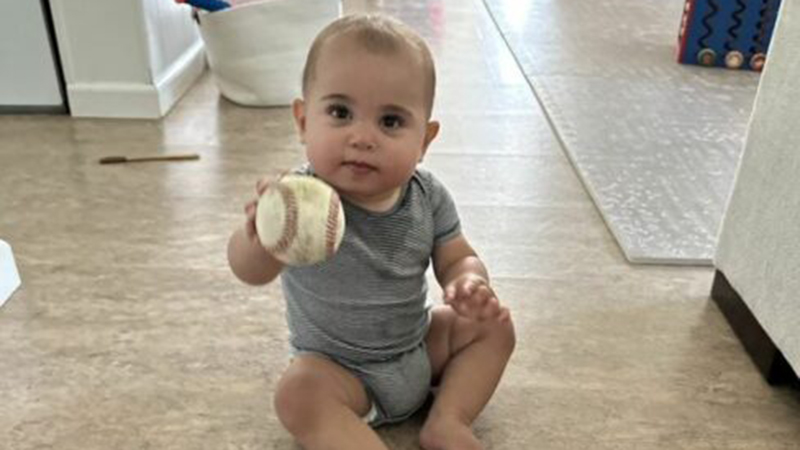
[227,179,285,285]
[433,235,509,321]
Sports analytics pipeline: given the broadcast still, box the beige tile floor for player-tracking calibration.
[1,0,799,448]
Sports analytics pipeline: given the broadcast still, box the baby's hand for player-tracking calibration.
[443,274,509,322]
[243,175,283,244]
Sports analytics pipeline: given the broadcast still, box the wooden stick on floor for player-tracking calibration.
[99,154,200,164]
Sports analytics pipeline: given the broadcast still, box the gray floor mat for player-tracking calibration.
[483,0,761,264]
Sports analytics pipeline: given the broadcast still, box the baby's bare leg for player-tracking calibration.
[420,306,516,450]
[274,355,388,450]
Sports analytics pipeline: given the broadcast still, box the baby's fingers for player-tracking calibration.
[443,284,457,303]
[256,178,271,196]
[497,306,511,323]
[478,291,503,321]
[245,200,257,218]
[467,285,490,310]
[480,296,502,320]
[443,287,472,316]
[245,216,257,239]
[460,279,478,297]
[244,200,259,239]
[451,300,472,317]
[256,170,293,196]
[453,295,485,320]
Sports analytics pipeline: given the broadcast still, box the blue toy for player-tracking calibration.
[677,0,782,71]
[176,0,231,12]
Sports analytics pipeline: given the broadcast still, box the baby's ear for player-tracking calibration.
[292,99,307,143]
[421,120,440,159]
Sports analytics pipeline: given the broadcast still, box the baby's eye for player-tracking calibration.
[380,114,404,130]
[326,104,352,121]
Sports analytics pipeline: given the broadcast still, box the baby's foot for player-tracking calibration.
[419,413,482,450]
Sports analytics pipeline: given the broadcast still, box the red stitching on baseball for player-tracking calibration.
[325,190,341,258]
[264,183,297,256]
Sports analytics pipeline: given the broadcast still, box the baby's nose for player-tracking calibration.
[349,122,377,151]
[351,139,376,151]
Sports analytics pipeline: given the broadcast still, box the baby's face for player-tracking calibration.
[294,36,438,210]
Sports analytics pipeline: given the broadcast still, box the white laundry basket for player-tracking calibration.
[197,0,341,106]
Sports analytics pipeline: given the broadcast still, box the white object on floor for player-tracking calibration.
[197,0,341,106]
[0,240,21,308]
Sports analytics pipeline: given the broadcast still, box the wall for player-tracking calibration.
[143,0,201,81]
[49,0,204,118]
[0,0,64,110]
[141,0,205,112]
[715,0,800,374]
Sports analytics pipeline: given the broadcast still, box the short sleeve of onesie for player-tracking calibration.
[417,168,461,246]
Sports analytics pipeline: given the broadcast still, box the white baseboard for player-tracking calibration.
[67,42,206,119]
[67,82,161,119]
[154,41,207,116]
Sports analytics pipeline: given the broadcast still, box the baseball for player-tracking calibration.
[255,175,346,266]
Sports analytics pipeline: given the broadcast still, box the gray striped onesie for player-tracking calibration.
[281,166,461,425]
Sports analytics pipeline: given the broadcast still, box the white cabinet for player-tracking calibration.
[0,0,65,111]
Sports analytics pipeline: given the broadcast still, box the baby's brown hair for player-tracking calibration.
[301,14,437,118]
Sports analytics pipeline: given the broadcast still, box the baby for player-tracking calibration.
[227,14,515,450]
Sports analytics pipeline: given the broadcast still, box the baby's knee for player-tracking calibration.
[488,310,516,354]
[273,372,321,436]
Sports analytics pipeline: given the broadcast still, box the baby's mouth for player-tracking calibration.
[342,161,378,172]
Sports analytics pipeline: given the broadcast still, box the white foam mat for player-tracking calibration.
[483,0,761,264]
